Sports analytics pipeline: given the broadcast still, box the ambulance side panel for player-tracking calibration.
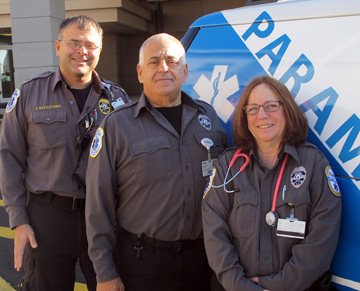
[182,1,360,290]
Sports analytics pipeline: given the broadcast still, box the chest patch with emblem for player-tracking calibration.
[99,98,111,114]
[290,166,306,188]
[198,114,211,131]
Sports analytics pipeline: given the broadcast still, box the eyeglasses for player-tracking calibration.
[243,101,282,115]
[60,40,101,51]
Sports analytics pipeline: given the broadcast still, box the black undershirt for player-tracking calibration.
[156,103,183,135]
[69,82,93,113]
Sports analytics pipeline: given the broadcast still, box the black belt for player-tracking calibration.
[117,227,204,253]
[29,192,85,211]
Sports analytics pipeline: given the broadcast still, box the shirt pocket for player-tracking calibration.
[230,189,258,239]
[129,136,173,185]
[276,189,312,222]
[30,110,67,149]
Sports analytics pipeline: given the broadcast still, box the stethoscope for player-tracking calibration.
[209,149,289,227]
[209,149,250,193]
[265,153,289,227]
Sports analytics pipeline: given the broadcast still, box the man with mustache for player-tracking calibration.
[86,33,228,291]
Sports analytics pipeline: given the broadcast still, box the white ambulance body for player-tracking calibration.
[181,0,360,290]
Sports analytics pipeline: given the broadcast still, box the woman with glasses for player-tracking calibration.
[202,76,342,291]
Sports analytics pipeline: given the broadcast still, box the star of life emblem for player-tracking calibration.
[6,89,20,113]
[193,65,239,123]
[90,128,104,158]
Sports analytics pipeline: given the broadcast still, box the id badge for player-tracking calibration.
[276,218,306,239]
[202,159,215,177]
[111,98,125,109]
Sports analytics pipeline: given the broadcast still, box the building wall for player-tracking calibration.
[2,0,248,98]
[111,0,248,97]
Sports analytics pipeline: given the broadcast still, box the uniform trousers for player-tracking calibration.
[114,228,212,291]
[19,193,96,291]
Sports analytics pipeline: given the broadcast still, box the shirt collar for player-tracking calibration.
[52,68,102,94]
[248,143,301,171]
[133,91,206,118]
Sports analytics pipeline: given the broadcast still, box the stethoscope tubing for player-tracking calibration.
[210,149,250,193]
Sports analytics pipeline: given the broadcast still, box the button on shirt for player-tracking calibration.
[0,69,129,229]
[85,92,228,283]
[202,144,342,291]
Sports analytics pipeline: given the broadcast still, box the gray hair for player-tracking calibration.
[138,33,187,67]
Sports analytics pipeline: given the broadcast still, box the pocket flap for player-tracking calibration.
[276,190,312,207]
[32,110,66,125]
[129,136,171,156]
[234,189,258,208]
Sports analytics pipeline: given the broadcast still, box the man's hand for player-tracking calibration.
[14,224,38,271]
[250,277,270,291]
[97,277,125,291]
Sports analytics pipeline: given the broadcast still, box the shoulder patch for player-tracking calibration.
[6,89,20,113]
[90,128,104,158]
[325,165,341,197]
[23,71,53,84]
[113,100,138,112]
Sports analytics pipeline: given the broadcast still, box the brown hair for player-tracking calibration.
[57,15,103,43]
[232,76,308,150]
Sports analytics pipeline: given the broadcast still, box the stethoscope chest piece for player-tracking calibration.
[266,211,279,227]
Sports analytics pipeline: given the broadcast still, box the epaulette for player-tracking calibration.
[22,71,53,85]
[298,142,327,159]
[112,99,138,111]
[100,78,127,95]
[217,147,237,160]
[194,98,212,114]
[195,99,211,106]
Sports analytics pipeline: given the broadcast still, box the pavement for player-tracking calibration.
[0,197,89,291]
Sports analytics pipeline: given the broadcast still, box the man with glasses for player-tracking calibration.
[0,15,129,291]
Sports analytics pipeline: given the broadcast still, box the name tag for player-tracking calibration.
[276,218,306,239]
[111,98,125,109]
[202,159,215,177]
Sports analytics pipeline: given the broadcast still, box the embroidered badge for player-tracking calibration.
[6,89,20,113]
[90,128,104,158]
[198,114,212,131]
[203,168,216,199]
[99,99,111,114]
[290,166,307,188]
[325,165,341,197]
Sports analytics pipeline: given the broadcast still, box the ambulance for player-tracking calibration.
[181,0,360,290]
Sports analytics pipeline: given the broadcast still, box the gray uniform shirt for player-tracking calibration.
[85,92,228,283]
[202,143,342,291]
[0,68,129,229]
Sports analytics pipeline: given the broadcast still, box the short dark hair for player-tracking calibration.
[58,15,103,43]
[232,75,308,150]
